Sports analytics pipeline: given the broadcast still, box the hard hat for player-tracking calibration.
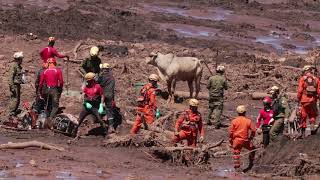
[13,51,24,59]
[263,97,272,104]
[85,72,96,81]
[99,63,111,69]
[90,46,99,57]
[270,85,279,93]
[216,65,225,72]
[189,98,199,107]
[47,57,57,64]
[48,37,55,42]
[148,74,159,82]
[236,105,246,114]
[303,65,313,72]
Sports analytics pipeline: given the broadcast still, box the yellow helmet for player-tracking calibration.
[270,85,279,94]
[216,65,225,72]
[90,46,99,57]
[148,74,159,82]
[236,105,246,114]
[99,63,111,69]
[48,36,55,42]
[85,72,96,81]
[189,98,199,107]
[303,65,313,72]
[13,51,24,59]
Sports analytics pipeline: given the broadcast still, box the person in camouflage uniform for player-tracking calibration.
[8,52,24,116]
[206,65,228,129]
[79,46,101,75]
[269,86,291,141]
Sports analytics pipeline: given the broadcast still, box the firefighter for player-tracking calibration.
[229,105,256,171]
[130,74,160,134]
[8,52,24,116]
[97,63,116,132]
[72,72,107,137]
[79,46,101,76]
[269,86,290,140]
[174,99,205,147]
[39,57,63,121]
[40,37,69,63]
[206,65,228,128]
[34,63,49,113]
[297,65,320,136]
[256,97,274,147]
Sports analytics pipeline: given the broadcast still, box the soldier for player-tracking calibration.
[97,63,116,132]
[206,65,228,128]
[8,52,24,116]
[269,86,290,141]
[79,46,101,76]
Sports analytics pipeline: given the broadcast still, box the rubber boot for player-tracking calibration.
[310,123,316,135]
[300,128,306,138]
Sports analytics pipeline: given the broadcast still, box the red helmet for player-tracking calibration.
[263,97,272,105]
[47,57,57,65]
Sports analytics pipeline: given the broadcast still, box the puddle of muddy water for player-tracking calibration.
[143,4,232,21]
[56,171,79,180]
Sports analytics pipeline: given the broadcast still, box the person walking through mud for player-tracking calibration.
[130,74,160,134]
[39,58,63,123]
[8,52,25,117]
[40,37,69,63]
[34,62,49,113]
[97,63,117,133]
[79,46,101,76]
[297,65,320,137]
[174,99,204,147]
[206,65,228,129]
[229,105,256,172]
[72,72,107,138]
[256,97,274,147]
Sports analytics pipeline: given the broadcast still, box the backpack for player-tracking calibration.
[304,76,317,96]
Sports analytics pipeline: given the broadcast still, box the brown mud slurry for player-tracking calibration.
[1,0,320,179]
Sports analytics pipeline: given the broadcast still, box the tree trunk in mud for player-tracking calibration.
[0,141,65,151]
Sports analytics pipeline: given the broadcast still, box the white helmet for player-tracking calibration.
[216,65,225,72]
[13,52,24,59]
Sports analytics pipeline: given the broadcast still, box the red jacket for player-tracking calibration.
[175,109,205,137]
[83,83,103,100]
[229,116,255,141]
[256,109,274,128]
[40,46,66,63]
[297,73,320,104]
[39,67,63,93]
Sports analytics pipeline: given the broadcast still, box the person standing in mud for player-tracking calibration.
[130,74,160,134]
[72,72,107,137]
[174,99,204,147]
[8,52,24,117]
[79,46,101,76]
[256,97,274,147]
[229,105,255,172]
[40,37,69,63]
[206,65,228,129]
[97,63,116,133]
[297,65,320,137]
[34,62,49,113]
[269,86,290,141]
[39,58,64,122]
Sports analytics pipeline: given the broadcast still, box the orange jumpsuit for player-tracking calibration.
[174,109,204,147]
[297,73,320,128]
[130,83,157,134]
[229,116,256,169]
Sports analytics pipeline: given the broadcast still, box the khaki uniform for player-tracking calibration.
[80,56,101,75]
[270,95,290,141]
[8,63,23,115]
[206,74,228,126]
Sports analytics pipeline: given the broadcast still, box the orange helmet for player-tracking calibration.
[47,57,57,65]
[48,37,55,43]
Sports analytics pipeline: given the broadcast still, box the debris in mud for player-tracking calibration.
[102,133,162,148]
[99,45,129,57]
[291,32,316,42]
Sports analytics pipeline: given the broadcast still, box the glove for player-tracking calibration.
[199,136,204,143]
[85,102,92,110]
[98,103,104,114]
[155,109,161,118]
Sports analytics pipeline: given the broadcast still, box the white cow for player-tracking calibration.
[146,52,203,102]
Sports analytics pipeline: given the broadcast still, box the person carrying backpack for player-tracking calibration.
[297,65,320,137]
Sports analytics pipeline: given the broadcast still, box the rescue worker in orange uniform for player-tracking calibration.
[229,105,256,171]
[174,99,204,147]
[130,74,160,134]
[297,65,320,136]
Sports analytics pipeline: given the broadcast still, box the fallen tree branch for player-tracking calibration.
[126,120,174,137]
[153,112,174,127]
[164,139,224,152]
[0,140,64,151]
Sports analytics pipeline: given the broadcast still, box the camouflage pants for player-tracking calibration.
[270,118,284,141]
[206,97,223,125]
[8,84,21,116]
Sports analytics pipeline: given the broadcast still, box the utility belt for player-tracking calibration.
[261,124,271,132]
[47,86,59,89]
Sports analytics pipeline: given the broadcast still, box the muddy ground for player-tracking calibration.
[0,0,320,179]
